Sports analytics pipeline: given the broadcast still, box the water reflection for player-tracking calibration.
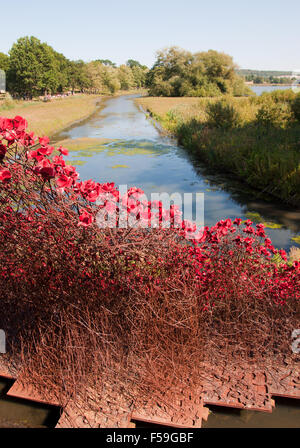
[0,378,60,428]
[202,398,300,428]
[134,397,300,428]
[250,85,295,95]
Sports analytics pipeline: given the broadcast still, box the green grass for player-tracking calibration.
[0,94,103,137]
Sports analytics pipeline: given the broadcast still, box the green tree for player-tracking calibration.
[0,52,10,72]
[117,64,135,90]
[86,61,106,93]
[8,36,61,97]
[68,60,91,92]
[126,59,147,70]
[147,47,249,97]
[131,65,148,88]
[54,51,71,92]
[126,60,148,88]
[86,60,123,94]
[96,59,116,67]
[102,66,120,93]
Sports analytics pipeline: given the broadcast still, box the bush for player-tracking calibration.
[256,97,292,128]
[206,99,242,129]
[269,89,296,104]
[0,93,15,110]
[291,93,300,121]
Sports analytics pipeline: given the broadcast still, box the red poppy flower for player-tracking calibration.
[39,136,50,146]
[56,174,73,189]
[57,146,69,156]
[34,159,55,179]
[0,168,12,182]
[87,184,101,202]
[0,118,13,131]
[244,219,253,227]
[52,155,66,167]
[79,179,96,194]
[279,249,287,261]
[13,116,28,132]
[233,218,242,226]
[27,150,43,161]
[100,182,115,193]
[64,165,79,180]
[78,210,94,227]
[37,146,54,156]
[22,131,36,147]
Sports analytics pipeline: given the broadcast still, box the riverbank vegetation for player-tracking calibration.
[137,89,300,205]
[145,47,252,97]
[0,36,148,98]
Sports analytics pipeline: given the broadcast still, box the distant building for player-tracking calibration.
[0,69,6,93]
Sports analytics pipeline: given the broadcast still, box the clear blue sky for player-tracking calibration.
[1,0,299,70]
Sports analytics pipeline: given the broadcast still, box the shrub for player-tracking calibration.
[251,90,296,107]
[269,89,296,104]
[291,93,300,121]
[206,99,242,129]
[256,97,293,128]
[0,93,15,111]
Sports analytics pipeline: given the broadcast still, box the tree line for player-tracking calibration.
[0,38,252,98]
[244,74,294,85]
[0,36,148,98]
[236,69,295,85]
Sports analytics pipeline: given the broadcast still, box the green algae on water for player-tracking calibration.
[291,236,300,245]
[245,212,283,229]
[66,160,86,166]
[111,164,129,169]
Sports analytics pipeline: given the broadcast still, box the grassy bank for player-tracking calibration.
[0,94,103,136]
[136,93,300,205]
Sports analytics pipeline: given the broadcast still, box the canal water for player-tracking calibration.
[250,84,297,95]
[1,93,299,428]
[0,377,60,428]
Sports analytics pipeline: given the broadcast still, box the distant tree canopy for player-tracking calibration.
[237,69,294,85]
[3,36,149,97]
[237,69,292,78]
[244,74,293,85]
[126,59,147,70]
[146,47,252,97]
[96,59,116,67]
